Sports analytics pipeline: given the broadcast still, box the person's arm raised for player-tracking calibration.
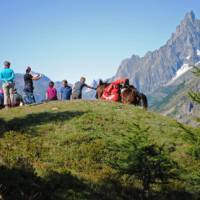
[85,84,96,90]
[32,74,42,80]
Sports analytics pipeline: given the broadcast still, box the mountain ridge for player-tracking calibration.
[115,11,200,94]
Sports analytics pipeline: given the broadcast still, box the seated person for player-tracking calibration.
[0,88,4,108]
[46,81,58,101]
[12,88,24,107]
[72,77,96,99]
[60,80,72,100]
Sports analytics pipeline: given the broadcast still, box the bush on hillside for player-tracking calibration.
[110,133,178,198]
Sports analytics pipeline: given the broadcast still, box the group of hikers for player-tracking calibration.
[0,60,145,109]
[0,61,99,109]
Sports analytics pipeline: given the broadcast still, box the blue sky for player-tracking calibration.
[0,0,199,83]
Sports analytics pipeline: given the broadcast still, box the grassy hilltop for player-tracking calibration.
[0,101,200,200]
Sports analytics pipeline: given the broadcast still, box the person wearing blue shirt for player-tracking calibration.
[0,61,15,108]
[60,80,72,100]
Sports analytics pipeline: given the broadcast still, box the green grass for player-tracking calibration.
[0,100,200,199]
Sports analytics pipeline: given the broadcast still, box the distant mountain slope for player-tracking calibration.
[115,11,200,94]
[149,68,200,126]
[114,11,200,126]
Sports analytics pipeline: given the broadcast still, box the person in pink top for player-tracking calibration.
[46,81,58,101]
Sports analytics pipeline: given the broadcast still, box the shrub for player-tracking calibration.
[111,134,178,198]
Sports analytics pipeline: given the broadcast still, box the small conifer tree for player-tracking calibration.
[189,67,200,104]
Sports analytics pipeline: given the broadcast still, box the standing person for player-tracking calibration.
[0,61,15,108]
[23,66,42,104]
[60,80,72,100]
[46,81,57,101]
[72,77,96,99]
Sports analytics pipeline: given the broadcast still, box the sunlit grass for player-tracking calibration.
[0,101,200,199]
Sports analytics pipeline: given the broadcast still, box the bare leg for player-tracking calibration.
[9,85,14,107]
[3,85,10,108]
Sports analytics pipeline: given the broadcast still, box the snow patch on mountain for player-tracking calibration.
[166,64,193,85]
[197,49,200,56]
[186,55,191,60]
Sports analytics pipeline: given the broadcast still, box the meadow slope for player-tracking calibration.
[0,101,200,200]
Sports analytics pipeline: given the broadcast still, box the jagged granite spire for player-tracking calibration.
[184,10,195,22]
[179,10,196,29]
[115,11,200,93]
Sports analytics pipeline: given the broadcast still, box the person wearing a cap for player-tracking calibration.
[0,61,15,108]
[72,77,96,99]
[23,66,42,104]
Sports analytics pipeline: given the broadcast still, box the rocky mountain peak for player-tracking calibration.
[175,10,196,35]
[184,11,195,23]
[115,11,200,93]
